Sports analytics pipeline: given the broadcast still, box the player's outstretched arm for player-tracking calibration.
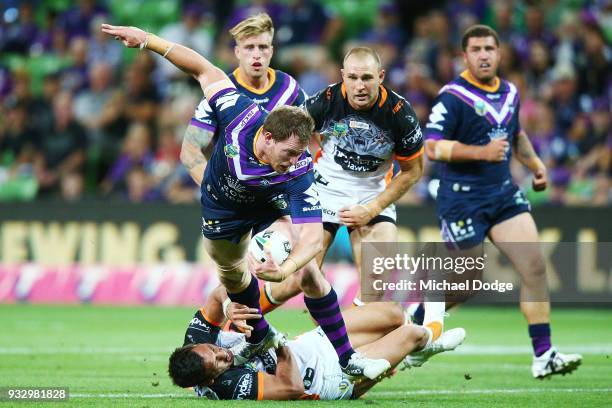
[100,24,230,98]
[425,138,509,163]
[512,130,548,191]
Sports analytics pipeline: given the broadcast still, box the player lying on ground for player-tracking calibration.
[169,285,466,400]
[101,23,390,380]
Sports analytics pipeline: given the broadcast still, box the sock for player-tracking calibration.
[423,302,445,341]
[227,275,269,343]
[304,288,355,367]
[259,283,281,314]
[528,323,551,357]
[413,303,425,325]
[352,298,365,307]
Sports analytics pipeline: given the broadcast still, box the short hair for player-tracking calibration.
[343,47,382,70]
[168,345,209,388]
[461,24,500,51]
[263,105,314,144]
[229,13,274,43]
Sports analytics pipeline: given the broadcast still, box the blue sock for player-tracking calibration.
[413,303,425,325]
[304,288,355,367]
[528,323,551,357]
[227,275,269,343]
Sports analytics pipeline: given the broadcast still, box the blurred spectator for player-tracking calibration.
[0,0,608,205]
[126,165,159,202]
[87,16,123,69]
[101,122,154,197]
[34,92,88,196]
[575,22,611,99]
[276,0,337,46]
[0,2,38,54]
[156,4,214,82]
[120,62,161,125]
[58,0,108,41]
[59,171,85,202]
[61,37,90,93]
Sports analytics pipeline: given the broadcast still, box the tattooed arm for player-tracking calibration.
[180,124,215,186]
[512,130,548,191]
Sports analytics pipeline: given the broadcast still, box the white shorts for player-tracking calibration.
[314,176,396,225]
[289,328,354,400]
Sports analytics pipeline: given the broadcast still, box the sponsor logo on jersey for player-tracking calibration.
[426,102,447,131]
[449,218,475,242]
[189,316,211,331]
[474,100,487,116]
[233,374,254,399]
[338,379,351,391]
[322,208,336,217]
[487,126,509,140]
[303,368,315,390]
[224,144,239,158]
[251,97,270,105]
[302,205,321,212]
[216,93,240,111]
[349,120,370,130]
[486,93,501,100]
[271,195,288,209]
[303,185,320,206]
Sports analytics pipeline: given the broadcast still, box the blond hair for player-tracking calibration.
[229,13,274,43]
[343,47,382,70]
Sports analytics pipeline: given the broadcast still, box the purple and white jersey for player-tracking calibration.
[190,68,307,135]
[201,87,320,224]
[424,71,522,186]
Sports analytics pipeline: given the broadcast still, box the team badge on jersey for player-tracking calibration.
[474,100,487,116]
[224,144,239,158]
[488,126,509,140]
[332,122,348,137]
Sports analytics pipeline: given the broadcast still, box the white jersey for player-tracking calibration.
[215,328,353,400]
[304,83,423,224]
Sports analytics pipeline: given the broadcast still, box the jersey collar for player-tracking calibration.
[252,126,269,164]
[460,70,500,93]
[233,68,276,95]
[341,83,388,109]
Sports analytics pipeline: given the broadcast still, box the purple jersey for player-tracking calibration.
[201,87,320,225]
[424,71,522,186]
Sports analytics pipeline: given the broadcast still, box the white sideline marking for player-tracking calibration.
[71,393,190,399]
[455,345,612,355]
[67,389,612,399]
[1,344,611,355]
[370,388,612,397]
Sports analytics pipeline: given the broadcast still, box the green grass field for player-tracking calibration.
[0,305,610,407]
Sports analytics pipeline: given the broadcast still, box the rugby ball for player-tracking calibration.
[248,230,292,265]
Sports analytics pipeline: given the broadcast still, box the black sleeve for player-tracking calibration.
[303,87,330,130]
[393,100,424,159]
[183,309,220,346]
[208,367,261,400]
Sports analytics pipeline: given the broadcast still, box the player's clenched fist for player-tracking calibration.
[480,138,509,162]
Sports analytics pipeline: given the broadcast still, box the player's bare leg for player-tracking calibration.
[202,234,280,361]
[267,217,391,379]
[489,213,550,323]
[350,221,396,302]
[489,212,582,378]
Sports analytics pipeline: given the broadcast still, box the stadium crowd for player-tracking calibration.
[0,0,610,206]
